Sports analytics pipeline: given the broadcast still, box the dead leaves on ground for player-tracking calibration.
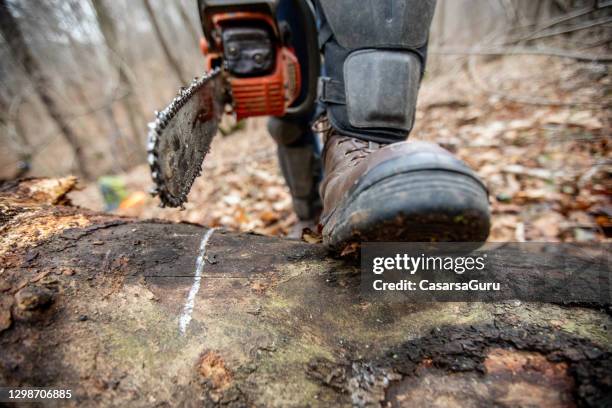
[414,56,609,242]
[73,57,610,243]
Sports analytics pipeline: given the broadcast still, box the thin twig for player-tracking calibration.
[507,15,612,44]
[62,91,130,119]
[466,54,608,108]
[505,4,605,39]
[530,15,612,40]
[431,46,612,62]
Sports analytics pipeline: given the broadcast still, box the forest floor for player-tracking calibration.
[70,55,611,242]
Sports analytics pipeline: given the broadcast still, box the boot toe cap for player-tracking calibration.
[322,144,490,249]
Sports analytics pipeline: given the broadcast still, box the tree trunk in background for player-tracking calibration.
[142,0,187,85]
[63,2,131,172]
[0,90,31,179]
[103,106,128,174]
[68,80,128,173]
[0,178,610,407]
[117,69,147,156]
[0,0,90,179]
[91,0,147,154]
[176,0,202,51]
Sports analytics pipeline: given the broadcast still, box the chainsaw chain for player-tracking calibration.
[146,67,221,208]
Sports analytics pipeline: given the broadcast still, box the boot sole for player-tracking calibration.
[322,169,490,251]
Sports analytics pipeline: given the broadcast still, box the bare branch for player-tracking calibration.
[506,13,612,44]
[431,46,612,63]
[466,53,609,108]
[142,0,186,85]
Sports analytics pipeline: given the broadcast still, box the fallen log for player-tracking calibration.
[0,178,610,407]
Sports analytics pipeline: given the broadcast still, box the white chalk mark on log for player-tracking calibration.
[179,227,216,335]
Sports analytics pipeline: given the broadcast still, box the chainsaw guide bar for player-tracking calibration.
[147,68,225,208]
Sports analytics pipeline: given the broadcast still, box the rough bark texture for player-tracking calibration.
[0,178,610,407]
[0,1,90,180]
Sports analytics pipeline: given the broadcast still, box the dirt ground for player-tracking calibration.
[70,55,611,242]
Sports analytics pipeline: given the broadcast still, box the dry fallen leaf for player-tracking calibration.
[68,57,610,243]
[301,228,322,244]
[340,242,360,257]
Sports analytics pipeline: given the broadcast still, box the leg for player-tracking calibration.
[267,116,321,221]
[314,0,491,249]
[315,0,433,143]
[269,0,322,222]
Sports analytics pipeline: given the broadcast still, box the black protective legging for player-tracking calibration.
[275,0,429,144]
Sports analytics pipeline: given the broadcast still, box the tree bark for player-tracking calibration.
[142,0,187,85]
[0,1,90,179]
[0,178,610,407]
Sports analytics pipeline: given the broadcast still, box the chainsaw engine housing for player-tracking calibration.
[198,2,301,120]
[221,26,275,76]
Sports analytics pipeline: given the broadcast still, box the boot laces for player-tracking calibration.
[313,115,385,165]
[312,116,333,134]
[340,138,378,162]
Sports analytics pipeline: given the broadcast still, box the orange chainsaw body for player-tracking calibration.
[199,11,301,120]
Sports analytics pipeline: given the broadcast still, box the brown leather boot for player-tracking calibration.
[318,120,490,250]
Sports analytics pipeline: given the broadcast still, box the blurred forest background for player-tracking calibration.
[0,0,610,241]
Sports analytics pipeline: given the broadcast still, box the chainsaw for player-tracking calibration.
[147,0,314,208]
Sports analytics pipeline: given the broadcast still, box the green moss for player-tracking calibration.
[558,316,610,346]
[248,332,339,407]
[496,303,611,348]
